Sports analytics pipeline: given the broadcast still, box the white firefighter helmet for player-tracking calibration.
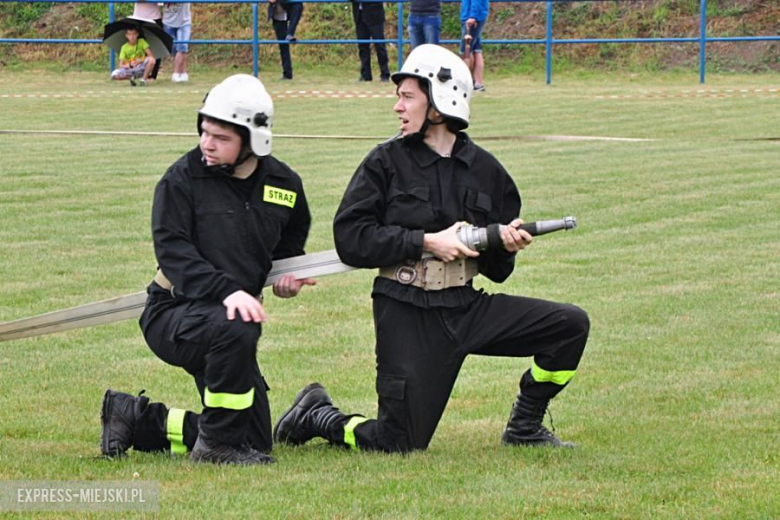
[198,74,274,156]
[391,44,473,129]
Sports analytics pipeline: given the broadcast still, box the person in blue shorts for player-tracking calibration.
[460,0,489,92]
[163,2,192,82]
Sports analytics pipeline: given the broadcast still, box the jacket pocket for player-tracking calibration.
[385,186,431,228]
[376,373,411,452]
[463,188,497,225]
[263,200,292,222]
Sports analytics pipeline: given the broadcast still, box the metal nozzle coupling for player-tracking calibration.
[456,224,490,251]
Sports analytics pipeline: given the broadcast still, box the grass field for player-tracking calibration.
[0,68,778,518]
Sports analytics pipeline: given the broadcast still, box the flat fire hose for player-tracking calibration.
[0,250,356,343]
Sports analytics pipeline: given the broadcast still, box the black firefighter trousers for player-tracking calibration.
[131,283,273,454]
[351,292,590,453]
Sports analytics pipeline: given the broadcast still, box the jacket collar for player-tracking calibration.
[403,132,476,168]
[188,147,265,179]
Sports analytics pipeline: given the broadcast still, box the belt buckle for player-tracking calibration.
[421,256,444,290]
[394,260,417,285]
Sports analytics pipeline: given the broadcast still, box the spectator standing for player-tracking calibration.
[459,0,488,91]
[133,1,163,81]
[163,2,192,83]
[268,0,304,80]
[351,0,390,82]
[408,0,441,49]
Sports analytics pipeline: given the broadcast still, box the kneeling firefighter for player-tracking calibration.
[101,74,315,465]
[274,44,590,453]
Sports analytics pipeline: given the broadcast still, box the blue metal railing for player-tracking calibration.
[1,0,778,83]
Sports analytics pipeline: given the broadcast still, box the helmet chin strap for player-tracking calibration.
[408,104,445,143]
[202,147,255,177]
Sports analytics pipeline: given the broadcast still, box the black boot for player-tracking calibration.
[190,433,275,465]
[273,382,348,445]
[501,394,575,448]
[100,389,150,457]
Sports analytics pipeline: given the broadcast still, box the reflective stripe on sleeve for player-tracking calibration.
[166,408,187,455]
[343,416,370,452]
[204,387,255,410]
[531,360,576,386]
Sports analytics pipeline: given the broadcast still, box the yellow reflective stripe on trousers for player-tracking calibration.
[166,408,187,455]
[343,416,369,452]
[204,387,255,410]
[531,360,576,386]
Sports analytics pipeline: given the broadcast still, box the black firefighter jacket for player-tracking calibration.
[333,133,521,308]
[151,147,311,302]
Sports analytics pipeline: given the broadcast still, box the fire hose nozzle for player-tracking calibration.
[457,216,578,251]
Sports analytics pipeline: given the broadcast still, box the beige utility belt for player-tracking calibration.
[378,257,478,291]
[152,270,264,302]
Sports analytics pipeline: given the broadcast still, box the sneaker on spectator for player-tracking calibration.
[139,79,147,87]
[178,72,189,82]
[129,76,137,87]
[286,34,297,42]
[474,83,486,92]
[172,73,180,83]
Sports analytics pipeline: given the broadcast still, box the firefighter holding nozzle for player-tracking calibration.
[275,44,590,453]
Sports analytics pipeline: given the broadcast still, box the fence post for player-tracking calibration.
[699,0,707,83]
[253,3,259,78]
[108,2,115,74]
[545,0,552,85]
[397,1,404,70]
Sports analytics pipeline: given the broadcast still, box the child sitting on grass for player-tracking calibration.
[110,28,155,86]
